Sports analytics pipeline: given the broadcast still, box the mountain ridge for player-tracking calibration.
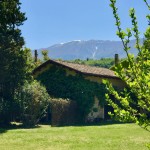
[36,39,142,60]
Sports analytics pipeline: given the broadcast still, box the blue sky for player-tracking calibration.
[20,0,149,49]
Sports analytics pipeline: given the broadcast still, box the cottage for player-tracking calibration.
[33,59,125,122]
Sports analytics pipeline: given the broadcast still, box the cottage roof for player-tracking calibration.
[33,59,119,79]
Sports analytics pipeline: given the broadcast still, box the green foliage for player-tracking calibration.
[110,58,129,71]
[23,48,37,79]
[16,80,51,127]
[0,0,27,124]
[36,65,106,120]
[106,0,150,128]
[41,50,49,62]
[69,58,115,68]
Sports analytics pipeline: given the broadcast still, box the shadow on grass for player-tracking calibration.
[0,128,7,134]
[50,120,130,128]
[0,120,137,132]
[53,120,150,132]
[0,122,42,134]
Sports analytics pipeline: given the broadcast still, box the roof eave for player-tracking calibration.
[33,59,120,80]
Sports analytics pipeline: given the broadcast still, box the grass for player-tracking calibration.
[0,123,150,150]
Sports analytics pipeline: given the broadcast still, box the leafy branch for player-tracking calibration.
[105,0,150,128]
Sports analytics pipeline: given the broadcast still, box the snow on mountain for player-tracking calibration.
[37,39,142,60]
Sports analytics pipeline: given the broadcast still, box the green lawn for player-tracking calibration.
[0,123,149,150]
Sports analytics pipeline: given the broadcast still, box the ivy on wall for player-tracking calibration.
[36,65,107,119]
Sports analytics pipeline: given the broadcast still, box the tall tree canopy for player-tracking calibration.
[0,0,27,123]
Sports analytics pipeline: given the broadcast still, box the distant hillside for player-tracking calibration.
[69,58,115,69]
[37,39,143,60]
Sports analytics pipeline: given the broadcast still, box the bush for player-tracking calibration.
[17,80,51,127]
[50,98,79,126]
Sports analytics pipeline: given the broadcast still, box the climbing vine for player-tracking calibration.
[36,65,107,120]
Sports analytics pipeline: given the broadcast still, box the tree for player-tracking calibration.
[41,50,49,62]
[0,0,27,124]
[104,0,150,128]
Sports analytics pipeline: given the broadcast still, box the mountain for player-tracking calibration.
[37,39,143,60]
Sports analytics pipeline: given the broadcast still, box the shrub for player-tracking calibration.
[17,80,51,127]
[50,98,79,126]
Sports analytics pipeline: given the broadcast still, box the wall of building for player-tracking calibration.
[87,96,104,122]
[34,62,125,121]
[85,75,125,89]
